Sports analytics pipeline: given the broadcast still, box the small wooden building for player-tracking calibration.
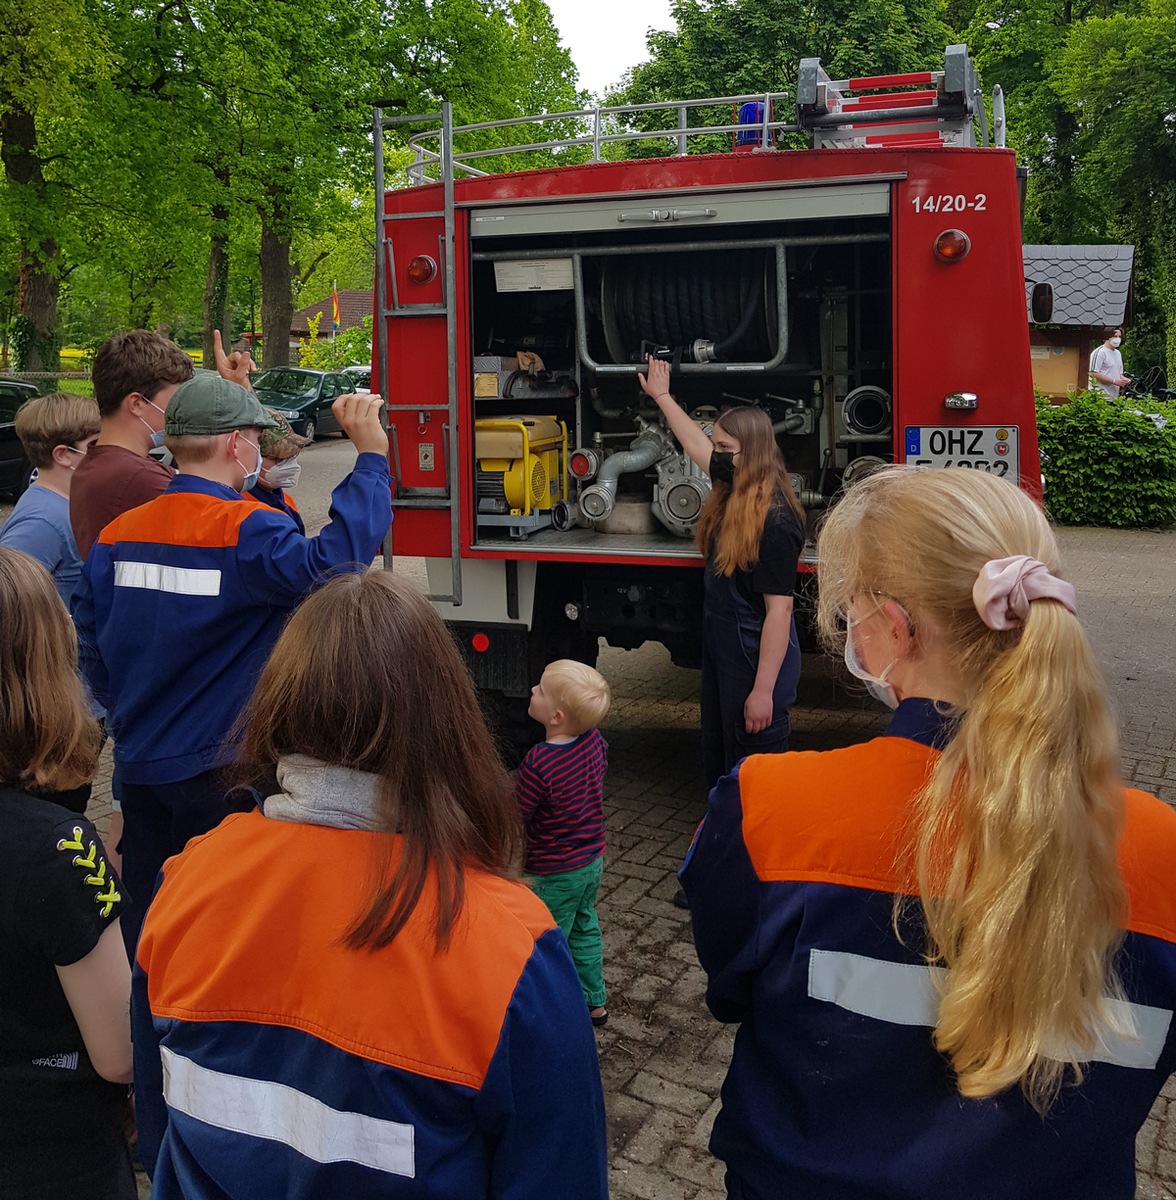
[1023,245,1134,400]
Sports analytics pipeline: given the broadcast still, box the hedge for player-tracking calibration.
[1036,391,1176,528]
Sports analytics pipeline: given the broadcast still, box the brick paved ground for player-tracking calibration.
[79,511,1175,1198]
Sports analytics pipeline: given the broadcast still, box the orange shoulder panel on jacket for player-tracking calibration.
[137,811,556,1088]
[737,738,939,894]
[99,491,267,549]
[1119,788,1176,943]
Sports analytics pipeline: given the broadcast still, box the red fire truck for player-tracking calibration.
[372,45,1042,741]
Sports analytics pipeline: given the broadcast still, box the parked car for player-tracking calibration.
[0,379,40,496]
[339,365,372,393]
[250,368,355,440]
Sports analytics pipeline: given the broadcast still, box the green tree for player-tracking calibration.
[613,0,949,106]
[1052,0,1176,377]
[0,0,111,369]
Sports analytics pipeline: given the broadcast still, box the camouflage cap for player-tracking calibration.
[259,408,312,460]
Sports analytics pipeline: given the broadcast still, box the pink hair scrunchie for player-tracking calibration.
[972,555,1078,631]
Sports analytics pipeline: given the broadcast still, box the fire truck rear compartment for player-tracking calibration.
[468,210,892,552]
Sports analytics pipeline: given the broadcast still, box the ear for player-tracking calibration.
[49,443,75,470]
[549,707,567,729]
[878,597,917,660]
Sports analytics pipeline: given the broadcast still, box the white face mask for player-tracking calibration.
[263,459,301,490]
[843,623,900,709]
[235,437,262,493]
[138,397,168,448]
[1110,337,1122,348]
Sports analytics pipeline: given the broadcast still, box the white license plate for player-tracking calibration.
[904,425,1018,484]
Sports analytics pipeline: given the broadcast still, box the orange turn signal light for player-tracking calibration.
[933,229,971,263]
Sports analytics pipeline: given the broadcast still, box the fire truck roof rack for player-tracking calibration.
[386,45,1000,187]
[796,45,998,150]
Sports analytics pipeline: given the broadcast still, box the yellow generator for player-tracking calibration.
[475,416,568,539]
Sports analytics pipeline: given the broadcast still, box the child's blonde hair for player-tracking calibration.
[542,660,611,733]
[14,392,100,469]
[815,466,1125,1112]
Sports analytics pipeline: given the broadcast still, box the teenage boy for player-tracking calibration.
[1089,327,1131,399]
[71,329,253,557]
[74,372,391,951]
[0,393,100,605]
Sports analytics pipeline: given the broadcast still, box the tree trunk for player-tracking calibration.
[1,104,60,372]
[202,173,231,364]
[201,213,229,362]
[259,205,294,369]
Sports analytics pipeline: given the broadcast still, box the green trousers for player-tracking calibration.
[526,855,606,1009]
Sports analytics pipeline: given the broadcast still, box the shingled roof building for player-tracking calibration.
[290,289,372,342]
[1022,245,1135,399]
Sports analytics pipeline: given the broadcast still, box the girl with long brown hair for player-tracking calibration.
[0,548,134,1200]
[131,570,608,1199]
[640,356,805,792]
[681,466,1176,1199]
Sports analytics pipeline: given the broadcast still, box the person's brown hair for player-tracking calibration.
[696,406,805,575]
[0,549,101,792]
[91,330,194,418]
[237,570,523,951]
[14,392,100,468]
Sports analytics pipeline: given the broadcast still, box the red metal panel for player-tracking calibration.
[846,71,936,90]
[841,92,938,109]
[890,150,1041,500]
[390,508,451,557]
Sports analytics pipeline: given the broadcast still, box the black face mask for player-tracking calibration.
[710,450,736,485]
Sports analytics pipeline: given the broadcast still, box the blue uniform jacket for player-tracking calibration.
[682,698,1176,1200]
[132,810,609,1198]
[73,454,390,784]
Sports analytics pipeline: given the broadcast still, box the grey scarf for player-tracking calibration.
[262,754,383,832]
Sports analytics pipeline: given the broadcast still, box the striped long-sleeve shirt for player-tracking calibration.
[515,730,607,875]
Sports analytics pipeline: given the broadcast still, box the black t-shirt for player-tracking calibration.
[731,500,805,617]
[0,786,128,1187]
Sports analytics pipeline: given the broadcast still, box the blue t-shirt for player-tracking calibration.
[0,484,84,605]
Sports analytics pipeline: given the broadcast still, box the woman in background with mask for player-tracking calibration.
[249,408,311,532]
[681,466,1176,1200]
[640,356,804,794]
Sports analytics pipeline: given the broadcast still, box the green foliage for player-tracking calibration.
[2,0,581,356]
[318,317,374,371]
[1036,392,1176,528]
[298,316,372,372]
[298,312,326,369]
[1052,0,1176,380]
[298,313,373,371]
[610,0,950,138]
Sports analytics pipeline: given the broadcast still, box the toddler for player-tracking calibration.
[516,659,611,1025]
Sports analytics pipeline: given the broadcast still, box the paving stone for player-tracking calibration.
[610,1159,702,1200]
[627,1070,714,1118]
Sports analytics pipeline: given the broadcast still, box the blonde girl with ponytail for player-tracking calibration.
[681,466,1176,1200]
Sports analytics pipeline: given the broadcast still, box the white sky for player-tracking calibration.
[544,0,676,98]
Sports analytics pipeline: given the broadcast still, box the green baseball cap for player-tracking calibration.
[164,371,279,436]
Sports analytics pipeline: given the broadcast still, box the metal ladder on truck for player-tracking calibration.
[795,44,1005,150]
[372,102,463,605]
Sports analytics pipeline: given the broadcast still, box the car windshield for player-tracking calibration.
[252,369,320,399]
